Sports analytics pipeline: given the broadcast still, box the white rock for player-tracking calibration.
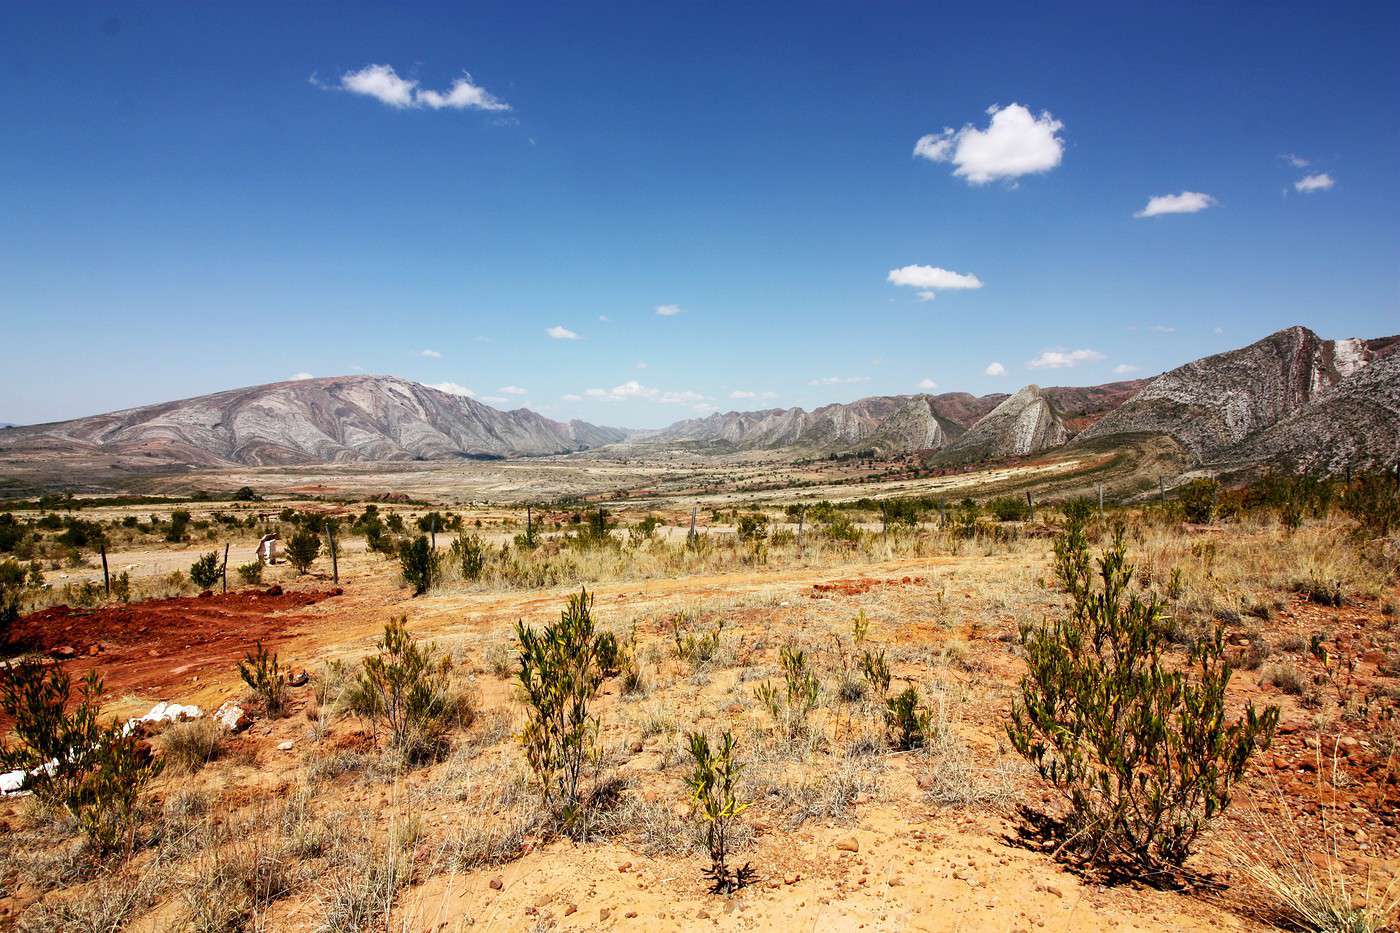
[213,702,251,733]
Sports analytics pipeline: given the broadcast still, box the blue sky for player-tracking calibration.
[2,1,1396,428]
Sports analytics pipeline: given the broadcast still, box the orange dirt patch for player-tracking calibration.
[4,588,342,714]
[811,575,925,597]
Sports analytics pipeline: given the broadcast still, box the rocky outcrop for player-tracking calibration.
[934,385,1069,464]
[1210,352,1400,474]
[1077,326,1384,462]
[0,376,629,469]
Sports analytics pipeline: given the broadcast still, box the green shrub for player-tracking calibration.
[671,612,724,667]
[0,557,24,635]
[861,648,891,697]
[755,644,820,736]
[238,640,287,716]
[1341,471,1400,537]
[397,535,439,596]
[166,510,191,543]
[285,528,321,575]
[988,496,1030,522]
[236,561,263,585]
[884,685,932,750]
[189,551,221,589]
[685,730,752,894]
[450,531,487,582]
[1179,479,1220,524]
[0,661,161,852]
[353,617,463,762]
[516,589,603,833]
[735,513,769,543]
[1007,525,1278,875]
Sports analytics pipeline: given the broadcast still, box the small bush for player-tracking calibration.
[352,617,464,762]
[755,644,820,737]
[166,510,191,543]
[988,496,1030,522]
[236,561,263,585]
[158,718,224,774]
[884,685,932,750]
[861,648,891,697]
[671,612,724,667]
[397,535,439,596]
[450,532,488,582]
[517,589,603,833]
[1179,479,1220,524]
[285,528,321,575]
[735,513,769,543]
[0,558,24,635]
[0,661,161,853]
[1295,571,1343,607]
[238,640,288,717]
[1007,523,1278,875]
[1258,661,1305,696]
[189,551,221,589]
[685,730,752,894]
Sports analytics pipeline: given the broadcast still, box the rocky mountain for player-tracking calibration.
[934,385,1069,465]
[1076,326,1391,463]
[1209,351,1400,475]
[640,381,1143,456]
[0,376,629,471]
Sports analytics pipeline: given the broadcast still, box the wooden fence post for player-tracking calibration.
[1025,490,1034,522]
[1098,484,1105,519]
[1158,476,1166,502]
[221,542,229,593]
[100,543,110,597]
[326,523,338,585]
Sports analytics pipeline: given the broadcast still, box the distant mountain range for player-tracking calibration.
[1,326,1396,486]
[0,376,628,473]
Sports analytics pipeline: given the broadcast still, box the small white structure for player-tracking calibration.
[257,532,281,565]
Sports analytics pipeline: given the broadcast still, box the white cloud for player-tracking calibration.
[1028,348,1105,369]
[729,389,778,400]
[1213,326,1224,335]
[913,103,1065,185]
[561,393,583,402]
[917,378,938,390]
[289,372,314,381]
[1112,364,1140,375]
[598,314,611,322]
[1281,153,1311,168]
[419,349,442,358]
[886,265,984,298]
[498,385,528,396]
[336,64,509,112]
[655,304,684,317]
[1294,173,1334,193]
[693,403,718,413]
[546,325,580,340]
[582,381,707,405]
[1134,191,1216,218]
[427,382,475,397]
[984,362,1006,376]
[1149,324,1176,334]
[807,375,870,386]
[480,395,509,404]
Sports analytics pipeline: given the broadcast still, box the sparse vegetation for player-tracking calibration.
[685,729,752,894]
[238,639,288,717]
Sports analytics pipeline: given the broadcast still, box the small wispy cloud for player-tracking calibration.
[289,372,314,381]
[561,393,583,402]
[917,378,938,390]
[497,385,527,396]
[419,349,442,358]
[1281,153,1311,168]
[985,362,1006,376]
[1134,191,1216,218]
[598,314,611,322]
[1294,173,1335,193]
[913,103,1066,185]
[546,325,580,340]
[1112,364,1140,375]
[729,389,778,400]
[1028,348,1105,369]
[655,304,684,317]
[427,382,475,397]
[331,63,510,112]
[1149,324,1176,334]
[807,375,871,386]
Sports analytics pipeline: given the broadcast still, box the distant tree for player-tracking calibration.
[398,535,439,596]
[231,486,260,502]
[165,510,191,543]
[285,529,321,575]
[188,551,221,589]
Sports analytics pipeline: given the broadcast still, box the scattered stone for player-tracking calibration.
[618,861,632,872]
[213,702,251,733]
[489,877,503,891]
[835,836,860,853]
[785,873,801,885]
[51,645,77,660]
[287,669,309,687]
[1044,883,1064,899]
[599,908,611,921]
[564,904,577,917]
[277,740,295,751]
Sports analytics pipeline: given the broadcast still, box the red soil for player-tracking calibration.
[4,588,341,711]
[810,576,925,597]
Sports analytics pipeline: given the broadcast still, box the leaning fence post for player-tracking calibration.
[100,543,110,597]
[1025,490,1035,522]
[221,542,229,593]
[1098,484,1105,519]
[1158,476,1166,502]
[688,506,698,545]
[326,523,338,585]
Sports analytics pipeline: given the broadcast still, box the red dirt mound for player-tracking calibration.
[811,576,926,597]
[4,588,340,710]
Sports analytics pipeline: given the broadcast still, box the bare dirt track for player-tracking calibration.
[4,588,342,715]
